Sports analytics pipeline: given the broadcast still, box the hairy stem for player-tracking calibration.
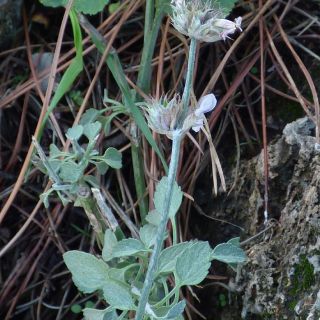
[135,130,182,320]
[179,37,197,125]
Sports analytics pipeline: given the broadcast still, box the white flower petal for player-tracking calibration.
[195,94,217,117]
[191,118,204,132]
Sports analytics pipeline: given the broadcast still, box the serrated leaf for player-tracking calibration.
[39,0,110,15]
[63,251,109,293]
[59,161,84,183]
[154,177,182,219]
[139,224,157,248]
[83,121,101,140]
[66,125,83,140]
[211,243,247,264]
[103,279,134,310]
[80,108,100,125]
[146,210,161,226]
[175,241,211,286]
[83,307,117,320]
[158,242,193,274]
[110,238,147,258]
[147,300,186,319]
[102,147,122,169]
[102,229,118,262]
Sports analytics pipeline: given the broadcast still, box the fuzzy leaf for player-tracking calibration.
[102,229,118,262]
[175,241,211,286]
[49,144,62,157]
[227,237,240,247]
[211,243,247,264]
[158,242,193,274]
[39,0,110,15]
[80,108,100,125]
[59,161,84,183]
[215,0,237,13]
[102,279,134,310]
[146,210,162,226]
[110,238,147,258]
[139,224,157,248]
[63,251,109,293]
[147,300,186,319]
[66,125,83,140]
[102,147,122,169]
[83,121,101,140]
[83,307,117,320]
[154,177,182,219]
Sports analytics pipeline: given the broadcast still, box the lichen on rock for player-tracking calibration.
[199,117,320,319]
[228,117,320,319]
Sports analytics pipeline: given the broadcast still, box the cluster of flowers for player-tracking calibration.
[144,0,242,137]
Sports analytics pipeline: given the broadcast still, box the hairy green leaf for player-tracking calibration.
[175,241,211,286]
[39,0,110,15]
[102,147,122,169]
[215,0,238,14]
[83,307,117,320]
[59,161,84,183]
[139,224,157,248]
[227,237,240,247]
[154,177,183,219]
[102,229,118,261]
[111,238,147,258]
[147,300,186,319]
[146,210,161,226]
[66,125,83,140]
[211,243,247,264]
[158,242,193,274]
[102,279,134,310]
[83,121,101,140]
[80,108,100,125]
[63,251,109,293]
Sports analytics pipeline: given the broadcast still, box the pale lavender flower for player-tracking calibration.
[144,93,217,137]
[171,0,242,42]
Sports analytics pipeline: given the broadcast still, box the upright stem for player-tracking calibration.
[144,0,154,43]
[180,37,197,123]
[135,131,182,320]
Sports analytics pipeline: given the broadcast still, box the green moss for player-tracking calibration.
[290,255,315,295]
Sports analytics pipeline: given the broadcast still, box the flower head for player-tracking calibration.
[171,0,242,42]
[144,94,217,137]
[144,94,183,137]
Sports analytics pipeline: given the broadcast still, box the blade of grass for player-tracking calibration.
[39,9,83,138]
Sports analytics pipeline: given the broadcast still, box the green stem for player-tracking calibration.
[179,37,197,125]
[171,217,178,245]
[144,0,154,43]
[135,131,182,320]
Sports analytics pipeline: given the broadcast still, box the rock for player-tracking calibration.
[0,0,23,48]
[225,117,320,319]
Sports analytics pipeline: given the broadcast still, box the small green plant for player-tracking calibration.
[33,104,123,208]
[34,0,246,319]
